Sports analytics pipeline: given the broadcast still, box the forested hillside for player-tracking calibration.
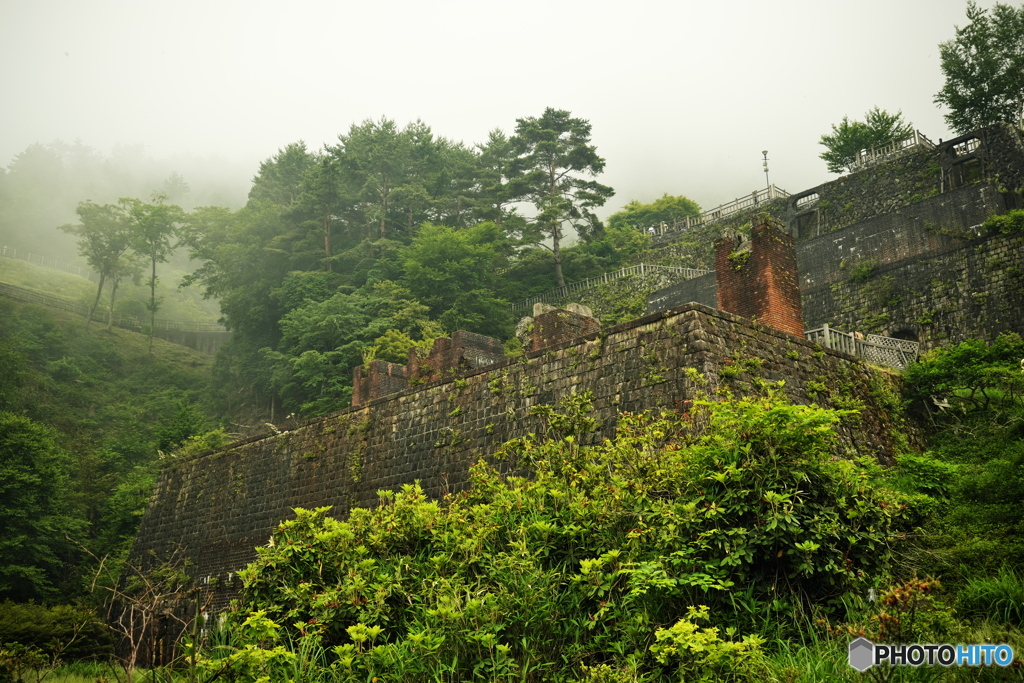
[176,110,679,418]
[0,297,232,605]
[3,98,1024,681]
[0,107,685,605]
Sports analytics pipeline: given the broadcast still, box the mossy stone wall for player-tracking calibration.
[133,303,914,610]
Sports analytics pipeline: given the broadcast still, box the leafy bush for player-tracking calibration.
[848,258,878,283]
[983,209,1024,235]
[903,334,1024,577]
[904,333,1024,414]
[216,392,909,681]
[0,601,112,661]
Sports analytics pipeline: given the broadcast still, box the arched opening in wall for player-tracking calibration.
[889,328,919,343]
[791,211,819,240]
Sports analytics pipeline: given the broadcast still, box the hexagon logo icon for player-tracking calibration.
[849,637,875,671]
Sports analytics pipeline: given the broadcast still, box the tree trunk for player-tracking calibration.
[549,159,566,288]
[323,212,332,272]
[107,276,120,332]
[148,255,156,354]
[552,222,565,288]
[87,273,106,327]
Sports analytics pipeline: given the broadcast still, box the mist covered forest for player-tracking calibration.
[3,107,1024,681]
[0,109,700,606]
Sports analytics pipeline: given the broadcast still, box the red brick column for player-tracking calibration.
[531,308,602,352]
[714,222,805,338]
[351,360,408,406]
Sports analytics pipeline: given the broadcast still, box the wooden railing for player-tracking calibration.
[510,263,712,314]
[0,282,227,333]
[805,323,919,369]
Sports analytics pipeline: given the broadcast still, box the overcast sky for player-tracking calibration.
[0,0,997,215]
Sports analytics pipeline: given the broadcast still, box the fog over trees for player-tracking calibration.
[0,141,249,263]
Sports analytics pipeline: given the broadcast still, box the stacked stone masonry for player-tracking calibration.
[648,185,1024,350]
[134,122,1024,616]
[648,123,1024,350]
[134,303,915,611]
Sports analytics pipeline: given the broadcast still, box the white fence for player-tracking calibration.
[1,246,97,280]
[648,185,791,237]
[806,323,919,369]
[850,131,936,173]
[510,263,712,314]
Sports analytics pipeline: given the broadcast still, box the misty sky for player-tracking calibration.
[0,0,997,215]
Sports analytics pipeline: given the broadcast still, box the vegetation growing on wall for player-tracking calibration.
[203,392,912,681]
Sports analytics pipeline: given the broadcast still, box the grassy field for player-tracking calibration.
[0,256,222,324]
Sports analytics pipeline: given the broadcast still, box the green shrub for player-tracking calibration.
[217,392,909,681]
[982,209,1024,235]
[848,258,878,283]
[0,602,112,661]
[958,566,1024,626]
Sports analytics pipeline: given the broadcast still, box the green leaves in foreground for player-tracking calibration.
[222,393,908,681]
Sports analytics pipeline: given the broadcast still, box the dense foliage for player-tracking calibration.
[178,110,648,419]
[935,1,1024,133]
[903,333,1024,578]
[0,299,225,602]
[210,392,909,681]
[606,194,701,232]
[818,107,915,174]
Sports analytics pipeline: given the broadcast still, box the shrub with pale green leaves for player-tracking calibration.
[215,391,910,682]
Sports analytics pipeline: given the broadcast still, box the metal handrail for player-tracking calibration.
[646,185,792,238]
[510,263,712,313]
[850,131,936,172]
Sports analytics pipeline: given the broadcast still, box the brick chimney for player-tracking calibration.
[714,220,804,338]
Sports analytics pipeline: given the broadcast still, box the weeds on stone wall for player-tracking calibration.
[848,259,878,284]
[983,208,1024,235]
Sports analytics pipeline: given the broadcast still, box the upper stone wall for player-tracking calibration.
[786,122,1024,240]
[647,181,1024,348]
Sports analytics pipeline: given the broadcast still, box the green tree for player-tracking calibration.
[935,1,1024,134]
[0,412,84,602]
[248,142,315,206]
[299,152,348,271]
[818,107,915,174]
[473,129,521,229]
[428,137,479,229]
[58,201,133,325]
[335,118,417,240]
[401,222,513,338]
[104,252,144,332]
[509,108,615,288]
[263,292,369,415]
[124,195,185,353]
[607,193,701,232]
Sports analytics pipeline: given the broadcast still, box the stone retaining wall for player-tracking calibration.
[132,303,914,611]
